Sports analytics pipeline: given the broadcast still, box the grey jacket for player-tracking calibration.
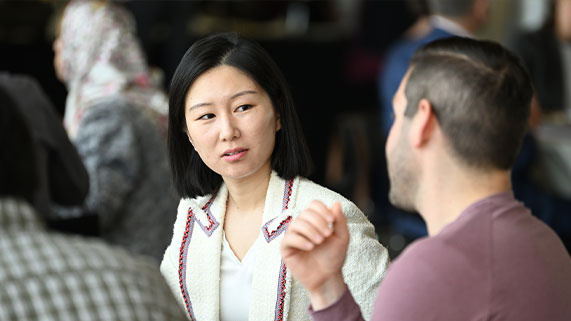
[75,96,177,263]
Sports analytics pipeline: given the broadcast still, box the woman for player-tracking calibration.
[160,32,389,321]
[53,0,177,263]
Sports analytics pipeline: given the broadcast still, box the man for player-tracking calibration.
[0,87,187,320]
[281,37,571,320]
[377,0,490,242]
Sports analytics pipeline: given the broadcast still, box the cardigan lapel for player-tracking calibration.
[180,172,301,321]
[249,172,300,321]
[182,184,228,320]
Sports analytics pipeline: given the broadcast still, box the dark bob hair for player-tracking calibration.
[168,32,312,198]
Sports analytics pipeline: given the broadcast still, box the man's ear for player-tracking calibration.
[409,98,436,148]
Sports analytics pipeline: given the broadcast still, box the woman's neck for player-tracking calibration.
[223,165,272,216]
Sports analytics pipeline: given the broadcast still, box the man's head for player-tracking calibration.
[386,37,533,211]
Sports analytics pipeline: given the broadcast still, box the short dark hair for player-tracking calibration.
[404,36,533,170]
[0,87,37,201]
[168,32,312,198]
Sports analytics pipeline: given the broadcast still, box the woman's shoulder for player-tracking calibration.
[177,194,214,212]
[294,177,360,215]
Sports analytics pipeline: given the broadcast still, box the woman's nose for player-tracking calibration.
[219,115,240,141]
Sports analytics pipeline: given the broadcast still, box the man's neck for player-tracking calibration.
[416,164,511,236]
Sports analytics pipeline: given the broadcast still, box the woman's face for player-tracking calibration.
[185,65,281,181]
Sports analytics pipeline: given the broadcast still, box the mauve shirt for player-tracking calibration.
[311,192,571,321]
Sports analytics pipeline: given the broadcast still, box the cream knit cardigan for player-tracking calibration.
[160,171,390,320]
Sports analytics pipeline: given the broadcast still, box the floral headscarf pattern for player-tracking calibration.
[59,0,168,139]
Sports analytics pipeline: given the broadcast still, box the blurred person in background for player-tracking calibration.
[512,0,571,118]
[52,0,177,264]
[0,86,188,321]
[374,0,490,250]
[400,0,432,41]
[510,0,571,253]
[160,32,389,321]
[0,72,90,233]
[378,0,490,136]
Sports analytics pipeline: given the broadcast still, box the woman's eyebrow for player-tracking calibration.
[188,102,212,112]
[230,90,257,100]
[188,90,258,112]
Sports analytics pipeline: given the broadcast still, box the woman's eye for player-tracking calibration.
[197,113,215,120]
[236,104,253,112]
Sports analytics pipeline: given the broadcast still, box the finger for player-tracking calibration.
[281,230,314,255]
[330,202,349,238]
[297,208,334,237]
[288,214,327,244]
[330,202,343,221]
[306,200,335,224]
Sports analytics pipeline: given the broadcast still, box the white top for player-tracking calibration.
[220,232,260,321]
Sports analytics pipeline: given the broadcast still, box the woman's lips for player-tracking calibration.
[222,148,248,162]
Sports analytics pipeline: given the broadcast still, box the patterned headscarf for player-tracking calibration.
[58,0,168,139]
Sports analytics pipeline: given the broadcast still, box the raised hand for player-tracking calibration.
[281,200,349,310]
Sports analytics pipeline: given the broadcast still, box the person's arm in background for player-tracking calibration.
[73,102,140,231]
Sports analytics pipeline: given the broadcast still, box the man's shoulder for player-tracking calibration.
[391,236,455,268]
[372,236,489,320]
[384,234,479,287]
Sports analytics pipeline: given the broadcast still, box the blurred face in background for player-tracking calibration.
[556,0,571,42]
[53,37,65,82]
[473,0,491,29]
